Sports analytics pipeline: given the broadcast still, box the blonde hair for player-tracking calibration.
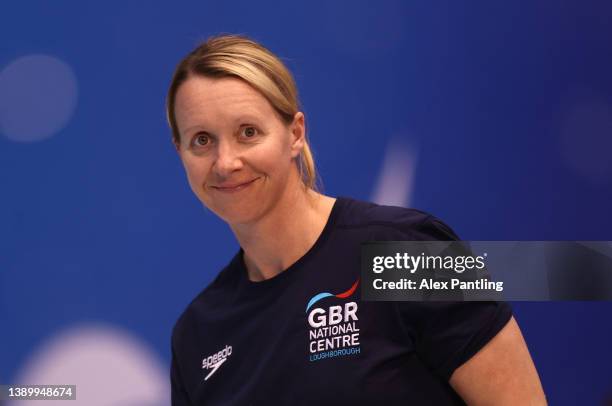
[166,34,319,191]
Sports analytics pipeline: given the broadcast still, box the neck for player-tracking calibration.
[229,185,336,282]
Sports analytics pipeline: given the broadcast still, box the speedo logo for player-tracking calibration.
[202,345,232,381]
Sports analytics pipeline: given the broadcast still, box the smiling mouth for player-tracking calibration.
[211,177,260,192]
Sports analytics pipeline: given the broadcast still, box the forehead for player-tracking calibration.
[174,75,274,132]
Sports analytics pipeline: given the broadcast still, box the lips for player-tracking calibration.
[211,177,259,192]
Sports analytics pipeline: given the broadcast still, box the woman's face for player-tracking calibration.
[174,75,305,225]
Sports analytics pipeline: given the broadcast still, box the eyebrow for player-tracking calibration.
[182,125,209,136]
[232,114,263,125]
[181,115,263,136]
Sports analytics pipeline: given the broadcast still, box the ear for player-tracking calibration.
[289,112,306,159]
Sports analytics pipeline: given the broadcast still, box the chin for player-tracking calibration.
[205,198,264,225]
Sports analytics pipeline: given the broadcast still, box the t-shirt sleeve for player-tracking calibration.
[171,333,193,406]
[396,214,513,381]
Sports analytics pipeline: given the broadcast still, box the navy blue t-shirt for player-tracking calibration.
[171,196,513,405]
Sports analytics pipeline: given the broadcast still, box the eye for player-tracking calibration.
[241,126,258,138]
[193,133,210,147]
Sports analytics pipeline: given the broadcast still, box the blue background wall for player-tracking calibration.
[1,1,612,404]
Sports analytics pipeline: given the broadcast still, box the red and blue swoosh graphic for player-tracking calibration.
[306,279,360,312]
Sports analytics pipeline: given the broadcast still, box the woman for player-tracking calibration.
[167,34,546,405]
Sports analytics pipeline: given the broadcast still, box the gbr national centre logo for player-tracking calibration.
[306,279,361,362]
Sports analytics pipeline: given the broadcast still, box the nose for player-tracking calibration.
[212,139,243,179]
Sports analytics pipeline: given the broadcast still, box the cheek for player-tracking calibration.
[250,133,293,172]
[251,147,288,175]
[181,156,210,188]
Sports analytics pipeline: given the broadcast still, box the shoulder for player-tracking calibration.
[171,252,241,345]
[335,196,460,241]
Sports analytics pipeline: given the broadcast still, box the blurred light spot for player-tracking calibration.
[559,90,612,184]
[0,54,78,142]
[10,324,168,406]
[371,138,418,207]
